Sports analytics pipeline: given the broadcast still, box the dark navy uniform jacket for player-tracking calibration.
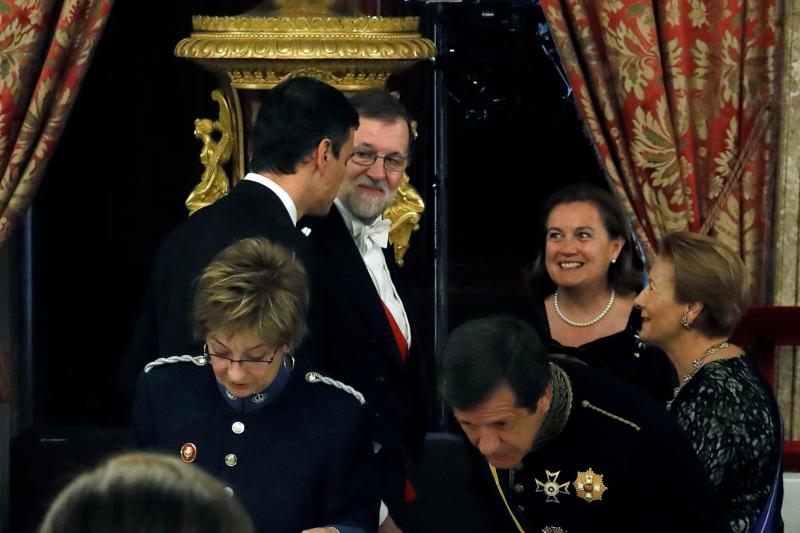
[472,360,729,533]
[132,358,379,533]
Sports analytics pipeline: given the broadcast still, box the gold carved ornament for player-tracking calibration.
[382,116,423,266]
[383,173,424,266]
[175,16,436,91]
[186,90,235,215]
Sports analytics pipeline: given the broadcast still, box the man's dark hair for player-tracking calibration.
[439,315,551,411]
[525,183,644,297]
[347,88,414,159]
[250,76,359,175]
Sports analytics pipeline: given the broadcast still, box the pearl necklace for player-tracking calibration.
[553,289,616,328]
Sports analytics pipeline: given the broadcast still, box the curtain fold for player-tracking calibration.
[0,0,113,248]
[540,0,778,293]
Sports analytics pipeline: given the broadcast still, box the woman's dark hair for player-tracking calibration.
[525,184,643,297]
[38,453,255,533]
[439,315,551,412]
[250,76,359,175]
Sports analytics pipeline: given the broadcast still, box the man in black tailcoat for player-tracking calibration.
[304,89,430,533]
[121,77,358,396]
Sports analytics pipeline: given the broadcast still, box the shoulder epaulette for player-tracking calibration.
[305,371,365,405]
[580,399,641,431]
[144,355,208,374]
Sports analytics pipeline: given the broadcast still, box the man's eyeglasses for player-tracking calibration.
[203,343,280,368]
[350,149,409,173]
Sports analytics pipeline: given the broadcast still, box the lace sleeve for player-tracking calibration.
[669,358,779,533]
[669,372,739,486]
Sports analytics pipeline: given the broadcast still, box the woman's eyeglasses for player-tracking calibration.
[203,343,279,368]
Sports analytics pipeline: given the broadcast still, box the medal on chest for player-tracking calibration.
[180,442,197,463]
[534,470,571,503]
[529,467,608,504]
[572,468,607,502]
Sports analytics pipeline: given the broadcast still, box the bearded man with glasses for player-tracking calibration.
[304,89,432,533]
[132,237,378,533]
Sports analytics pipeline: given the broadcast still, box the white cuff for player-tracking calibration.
[378,500,389,525]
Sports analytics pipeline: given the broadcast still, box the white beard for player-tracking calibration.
[339,177,394,223]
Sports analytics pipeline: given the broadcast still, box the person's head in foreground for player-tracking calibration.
[193,237,309,398]
[439,315,553,469]
[38,452,254,533]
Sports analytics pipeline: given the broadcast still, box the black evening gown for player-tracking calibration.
[523,298,677,403]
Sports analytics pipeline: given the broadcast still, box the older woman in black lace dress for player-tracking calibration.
[634,231,783,532]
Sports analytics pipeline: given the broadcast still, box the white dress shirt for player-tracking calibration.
[243,172,298,226]
[334,199,411,348]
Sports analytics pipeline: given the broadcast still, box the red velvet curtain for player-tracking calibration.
[0,0,113,248]
[540,0,778,293]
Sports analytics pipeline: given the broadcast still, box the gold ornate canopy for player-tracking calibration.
[174,0,435,265]
[175,15,436,91]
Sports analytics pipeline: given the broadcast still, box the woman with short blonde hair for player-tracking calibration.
[659,231,749,337]
[133,237,378,533]
[635,231,782,532]
[192,236,309,348]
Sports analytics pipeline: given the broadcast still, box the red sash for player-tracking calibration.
[380,301,416,503]
[381,300,408,366]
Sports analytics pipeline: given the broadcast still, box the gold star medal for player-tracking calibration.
[535,470,570,503]
[573,468,606,502]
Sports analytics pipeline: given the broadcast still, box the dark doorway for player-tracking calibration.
[389,1,606,428]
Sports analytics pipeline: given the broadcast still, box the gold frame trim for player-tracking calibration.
[192,15,424,32]
[176,15,436,63]
[175,37,435,61]
[228,68,393,90]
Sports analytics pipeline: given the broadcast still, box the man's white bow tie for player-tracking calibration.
[356,218,391,254]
